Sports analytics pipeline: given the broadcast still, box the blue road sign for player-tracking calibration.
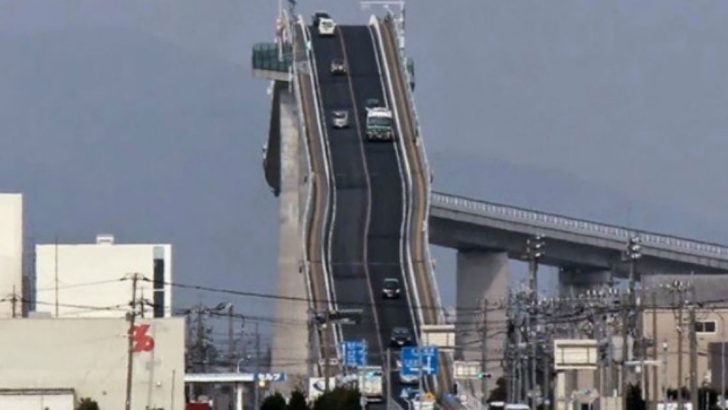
[341,340,368,368]
[401,346,439,377]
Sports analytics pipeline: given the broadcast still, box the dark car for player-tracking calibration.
[330,59,347,75]
[382,278,401,299]
[364,97,381,109]
[390,326,413,348]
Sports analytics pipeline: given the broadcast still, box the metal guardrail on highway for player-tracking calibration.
[431,192,728,260]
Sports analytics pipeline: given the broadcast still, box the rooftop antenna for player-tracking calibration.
[360,1,406,55]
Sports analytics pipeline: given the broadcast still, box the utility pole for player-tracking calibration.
[254,321,261,410]
[125,273,139,410]
[525,235,544,409]
[322,311,331,392]
[195,305,206,373]
[526,235,545,297]
[229,304,235,372]
[10,286,18,318]
[543,343,550,410]
[678,287,685,410]
[690,299,698,410]
[621,291,629,410]
[652,291,658,406]
[481,298,489,405]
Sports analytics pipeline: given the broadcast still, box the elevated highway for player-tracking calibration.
[431,191,728,275]
[254,8,728,408]
[254,12,449,406]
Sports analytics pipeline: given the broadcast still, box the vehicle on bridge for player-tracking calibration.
[382,278,401,299]
[411,393,436,410]
[399,369,418,385]
[312,12,330,26]
[389,326,413,348]
[364,97,381,109]
[357,366,384,402]
[330,59,347,75]
[317,16,336,37]
[365,107,394,141]
[331,110,349,129]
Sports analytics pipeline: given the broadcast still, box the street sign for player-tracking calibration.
[341,340,368,368]
[255,373,287,382]
[421,325,455,352]
[401,346,439,377]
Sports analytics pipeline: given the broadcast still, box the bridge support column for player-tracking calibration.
[271,85,309,390]
[559,269,612,298]
[456,250,509,395]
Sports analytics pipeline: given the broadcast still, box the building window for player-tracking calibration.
[153,291,164,318]
[153,259,164,289]
[694,320,717,334]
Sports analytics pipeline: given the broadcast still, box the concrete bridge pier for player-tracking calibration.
[270,84,310,392]
[456,250,509,395]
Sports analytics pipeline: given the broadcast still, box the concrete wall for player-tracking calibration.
[36,239,172,318]
[0,194,22,318]
[0,317,185,410]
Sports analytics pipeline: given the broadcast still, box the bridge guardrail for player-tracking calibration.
[383,15,445,325]
[432,192,728,260]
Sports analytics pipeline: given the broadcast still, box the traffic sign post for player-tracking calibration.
[341,340,368,368]
[400,346,439,377]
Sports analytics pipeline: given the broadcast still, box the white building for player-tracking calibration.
[35,235,172,318]
[0,317,185,410]
[0,194,23,319]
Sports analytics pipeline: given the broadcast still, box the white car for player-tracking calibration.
[331,110,349,129]
[318,17,336,36]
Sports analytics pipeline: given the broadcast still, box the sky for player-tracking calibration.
[1,0,727,338]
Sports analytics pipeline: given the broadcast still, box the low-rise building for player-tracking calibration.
[0,317,185,410]
[0,193,23,318]
[643,274,728,401]
[35,235,172,318]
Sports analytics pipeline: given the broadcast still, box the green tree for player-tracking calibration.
[261,392,287,410]
[76,397,100,410]
[288,390,310,410]
[313,387,361,410]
